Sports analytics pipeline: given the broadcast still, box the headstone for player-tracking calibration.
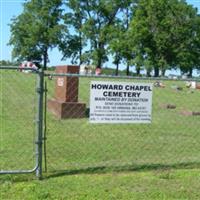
[154,81,165,88]
[196,83,200,89]
[160,104,176,109]
[180,110,200,116]
[95,67,101,75]
[191,81,196,89]
[186,81,200,89]
[48,65,86,119]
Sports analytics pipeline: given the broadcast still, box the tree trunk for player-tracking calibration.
[115,61,119,76]
[43,47,48,70]
[136,66,140,76]
[79,37,82,66]
[96,41,105,69]
[154,66,159,77]
[161,68,166,77]
[97,57,102,69]
[146,69,151,77]
[79,27,83,66]
[126,63,130,76]
[188,68,193,77]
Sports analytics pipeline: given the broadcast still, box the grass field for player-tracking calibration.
[1,69,200,199]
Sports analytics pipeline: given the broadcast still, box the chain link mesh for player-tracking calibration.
[0,69,37,171]
[45,74,200,172]
[1,68,199,174]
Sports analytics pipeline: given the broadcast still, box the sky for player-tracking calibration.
[1,0,200,69]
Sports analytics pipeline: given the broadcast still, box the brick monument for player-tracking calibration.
[48,65,86,119]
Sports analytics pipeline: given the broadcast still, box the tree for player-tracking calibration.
[192,14,200,75]
[129,0,200,77]
[119,0,136,76]
[60,0,87,65]
[79,0,128,69]
[108,22,134,76]
[171,2,200,77]
[107,21,124,75]
[9,0,64,70]
[0,60,18,66]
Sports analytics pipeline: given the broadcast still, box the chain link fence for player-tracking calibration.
[45,71,200,173]
[0,68,37,172]
[1,67,200,177]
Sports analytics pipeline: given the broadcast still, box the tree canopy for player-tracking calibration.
[9,0,200,76]
[129,0,200,77]
[9,0,64,69]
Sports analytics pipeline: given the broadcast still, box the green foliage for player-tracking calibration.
[8,0,200,75]
[129,0,200,77]
[173,3,200,77]
[60,0,87,65]
[108,16,133,75]
[78,0,129,68]
[0,60,19,66]
[102,67,136,76]
[9,0,64,69]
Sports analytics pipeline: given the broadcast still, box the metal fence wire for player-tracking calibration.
[45,72,200,173]
[1,67,200,178]
[0,68,37,172]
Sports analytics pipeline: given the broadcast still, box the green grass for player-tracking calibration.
[1,69,200,199]
[46,77,200,171]
[1,169,200,199]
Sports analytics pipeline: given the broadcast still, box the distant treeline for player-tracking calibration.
[9,0,200,77]
[0,60,19,66]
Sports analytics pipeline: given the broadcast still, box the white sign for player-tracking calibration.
[57,77,64,87]
[89,81,153,123]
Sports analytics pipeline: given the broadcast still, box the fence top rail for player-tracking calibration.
[1,67,199,82]
[0,66,38,72]
[44,72,200,82]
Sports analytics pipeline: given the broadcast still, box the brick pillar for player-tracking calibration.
[55,65,79,102]
[48,65,86,119]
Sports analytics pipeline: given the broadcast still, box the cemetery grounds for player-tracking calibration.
[0,70,200,199]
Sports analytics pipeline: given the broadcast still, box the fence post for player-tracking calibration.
[36,68,44,179]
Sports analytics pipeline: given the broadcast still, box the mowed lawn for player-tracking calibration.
[1,169,200,199]
[1,69,200,199]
